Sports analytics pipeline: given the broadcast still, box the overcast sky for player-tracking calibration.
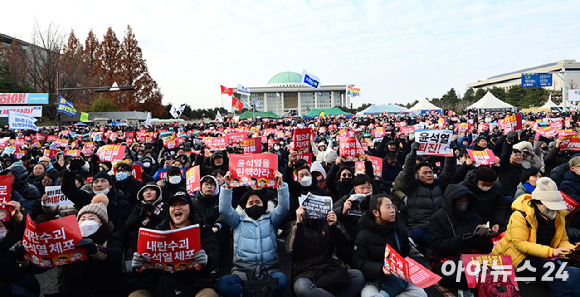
[3,0,580,109]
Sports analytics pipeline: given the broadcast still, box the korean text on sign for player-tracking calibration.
[228,153,278,188]
[415,129,453,157]
[22,214,87,267]
[137,224,201,273]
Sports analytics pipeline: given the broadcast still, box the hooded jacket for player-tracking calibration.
[559,170,580,203]
[353,210,409,282]
[1,164,42,219]
[192,176,224,227]
[219,183,289,279]
[125,183,166,255]
[429,184,492,264]
[161,167,187,202]
[458,170,507,228]
[492,194,573,268]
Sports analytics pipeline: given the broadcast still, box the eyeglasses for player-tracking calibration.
[383,204,397,210]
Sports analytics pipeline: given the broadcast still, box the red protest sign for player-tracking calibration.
[478,123,490,133]
[164,139,178,149]
[384,243,441,289]
[400,126,415,135]
[0,175,12,221]
[132,165,143,182]
[137,225,201,273]
[292,128,312,154]
[186,166,201,194]
[96,144,126,162]
[36,133,47,142]
[354,156,383,177]
[47,135,58,142]
[243,138,262,154]
[64,150,81,157]
[560,135,580,151]
[43,149,57,160]
[561,191,580,215]
[457,123,470,134]
[537,127,558,137]
[503,114,522,134]
[296,152,313,166]
[558,129,577,137]
[81,142,95,156]
[56,139,69,148]
[226,132,247,147]
[372,127,385,138]
[467,149,497,166]
[229,153,278,188]
[461,254,518,290]
[204,137,227,151]
[124,131,135,141]
[549,120,563,130]
[339,137,365,162]
[22,214,87,267]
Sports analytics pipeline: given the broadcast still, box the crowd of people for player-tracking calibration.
[1,110,580,297]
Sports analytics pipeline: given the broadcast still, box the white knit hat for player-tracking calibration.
[531,177,567,210]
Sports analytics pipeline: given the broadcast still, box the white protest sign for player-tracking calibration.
[298,193,333,219]
[43,186,74,206]
[346,194,370,217]
[569,89,580,102]
[415,129,453,157]
[8,110,38,131]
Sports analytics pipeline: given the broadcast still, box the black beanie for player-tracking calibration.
[93,171,112,185]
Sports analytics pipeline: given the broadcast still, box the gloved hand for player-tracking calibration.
[76,238,98,255]
[506,132,518,144]
[140,203,155,216]
[194,249,208,267]
[69,157,85,172]
[449,141,457,149]
[411,142,420,151]
[132,252,145,268]
[461,233,484,243]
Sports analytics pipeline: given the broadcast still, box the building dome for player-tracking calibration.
[267,71,303,86]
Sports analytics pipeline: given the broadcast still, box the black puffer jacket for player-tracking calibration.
[191,176,224,227]
[429,184,493,264]
[401,153,456,230]
[124,183,167,255]
[353,211,409,282]
[115,176,142,207]
[285,219,352,287]
[58,222,126,297]
[459,170,507,228]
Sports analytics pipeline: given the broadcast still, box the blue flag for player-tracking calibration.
[57,96,77,116]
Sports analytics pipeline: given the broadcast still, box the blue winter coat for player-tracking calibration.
[219,183,289,277]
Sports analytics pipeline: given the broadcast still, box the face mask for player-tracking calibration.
[169,175,182,185]
[455,200,469,213]
[341,178,353,185]
[0,229,6,242]
[116,172,128,181]
[299,176,312,187]
[274,145,280,151]
[82,162,90,172]
[79,220,101,237]
[170,151,175,156]
[138,155,143,159]
[94,188,110,195]
[540,207,558,220]
[245,205,266,220]
[143,162,151,168]
[541,147,548,152]
[478,185,492,192]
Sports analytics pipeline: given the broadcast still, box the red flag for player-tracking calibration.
[232,97,243,111]
[221,85,233,96]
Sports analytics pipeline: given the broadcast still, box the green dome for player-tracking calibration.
[267,71,302,86]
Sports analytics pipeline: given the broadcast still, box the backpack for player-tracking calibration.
[477,271,518,297]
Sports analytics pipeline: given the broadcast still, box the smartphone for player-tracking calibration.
[473,224,489,236]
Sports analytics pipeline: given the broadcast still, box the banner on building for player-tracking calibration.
[0,106,42,117]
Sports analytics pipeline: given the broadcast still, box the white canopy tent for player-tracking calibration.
[466,91,516,113]
[540,94,559,109]
[409,98,442,115]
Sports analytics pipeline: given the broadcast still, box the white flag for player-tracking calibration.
[255,100,262,109]
[8,110,38,131]
[170,106,179,119]
[178,104,186,114]
[237,84,251,96]
[301,69,321,89]
[146,112,152,126]
[216,111,223,122]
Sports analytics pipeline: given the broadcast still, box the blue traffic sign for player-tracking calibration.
[521,73,552,88]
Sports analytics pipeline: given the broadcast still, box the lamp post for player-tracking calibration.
[56,76,135,127]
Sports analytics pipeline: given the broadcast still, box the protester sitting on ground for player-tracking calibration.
[492,177,580,297]
[217,171,289,297]
[129,191,219,297]
[286,205,364,297]
[458,167,507,233]
[401,142,456,250]
[499,132,524,204]
[114,162,143,207]
[429,184,493,292]
[58,195,126,297]
[353,194,427,297]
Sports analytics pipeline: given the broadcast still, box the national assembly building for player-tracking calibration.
[235,71,355,117]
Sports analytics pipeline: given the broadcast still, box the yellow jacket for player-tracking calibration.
[491,194,573,268]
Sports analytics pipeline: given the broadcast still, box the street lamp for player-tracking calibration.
[56,73,135,127]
